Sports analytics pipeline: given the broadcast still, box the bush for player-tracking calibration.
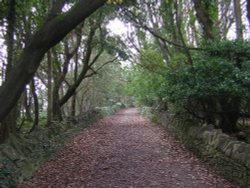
[165,40,250,133]
[0,110,105,187]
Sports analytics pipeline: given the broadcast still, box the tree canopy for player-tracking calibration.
[0,0,250,142]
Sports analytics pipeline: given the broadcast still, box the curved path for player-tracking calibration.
[19,108,237,188]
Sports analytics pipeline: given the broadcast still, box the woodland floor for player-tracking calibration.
[19,108,238,188]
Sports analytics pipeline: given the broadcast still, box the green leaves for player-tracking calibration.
[167,60,248,101]
[165,40,250,108]
[124,46,167,105]
[204,39,250,62]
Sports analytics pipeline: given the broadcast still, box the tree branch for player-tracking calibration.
[0,0,106,121]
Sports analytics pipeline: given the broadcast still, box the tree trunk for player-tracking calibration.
[147,3,170,65]
[71,53,78,117]
[29,78,39,133]
[0,107,18,143]
[47,51,54,124]
[247,0,250,27]
[0,0,106,122]
[234,0,243,39]
[0,0,17,143]
[23,88,33,122]
[174,1,193,65]
[52,34,81,120]
[5,0,16,76]
[167,3,178,47]
[59,27,97,107]
[52,48,64,121]
[192,0,217,40]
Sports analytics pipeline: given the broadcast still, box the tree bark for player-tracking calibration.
[0,0,106,122]
[234,0,243,39]
[23,88,33,122]
[5,0,16,76]
[52,40,77,120]
[71,49,79,117]
[166,3,178,47]
[0,0,17,143]
[174,1,193,65]
[29,78,39,133]
[147,3,170,65]
[192,0,216,40]
[47,50,54,124]
[59,27,97,107]
[247,0,250,27]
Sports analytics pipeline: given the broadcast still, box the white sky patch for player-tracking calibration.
[107,18,130,36]
[107,18,136,67]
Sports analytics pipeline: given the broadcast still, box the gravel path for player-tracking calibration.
[19,108,237,188]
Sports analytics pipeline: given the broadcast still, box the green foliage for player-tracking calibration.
[104,36,129,60]
[167,40,250,101]
[96,102,124,117]
[208,0,219,21]
[164,40,250,131]
[126,69,167,105]
[166,58,250,103]
[0,110,105,187]
[125,46,168,106]
[126,39,250,132]
[170,52,189,67]
[0,157,19,188]
[203,39,250,62]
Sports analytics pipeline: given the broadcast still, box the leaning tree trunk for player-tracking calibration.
[59,26,98,107]
[52,42,77,119]
[0,0,106,123]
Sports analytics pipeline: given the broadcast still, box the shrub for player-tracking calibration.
[165,40,250,133]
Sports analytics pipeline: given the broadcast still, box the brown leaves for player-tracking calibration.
[19,109,238,188]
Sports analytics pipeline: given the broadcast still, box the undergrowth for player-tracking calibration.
[0,104,123,187]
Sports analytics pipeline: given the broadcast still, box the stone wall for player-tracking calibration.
[144,109,250,187]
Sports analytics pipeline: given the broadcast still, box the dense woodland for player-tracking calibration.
[0,0,250,157]
[1,0,250,186]
[123,0,250,134]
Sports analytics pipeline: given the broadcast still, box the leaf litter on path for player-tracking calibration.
[19,108,238,188]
